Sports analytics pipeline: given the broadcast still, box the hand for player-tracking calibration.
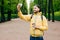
[17,4,21,12]
[35,26,40,29]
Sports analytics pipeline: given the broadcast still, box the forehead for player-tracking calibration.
[34,6,37,7]
[33,6,38,8]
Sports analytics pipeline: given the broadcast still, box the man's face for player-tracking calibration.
[33,6,40,13]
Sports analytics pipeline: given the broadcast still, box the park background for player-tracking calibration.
[0,0,60,40]
[0,0,60,22]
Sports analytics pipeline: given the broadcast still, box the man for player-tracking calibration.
[17,4,48,40]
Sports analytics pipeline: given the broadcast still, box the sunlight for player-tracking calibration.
[26,0,30,14]
[26,0,34,14]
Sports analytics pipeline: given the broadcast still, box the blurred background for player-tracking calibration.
[0,0,60,23]
[0,0,60,40]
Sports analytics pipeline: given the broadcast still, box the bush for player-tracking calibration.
[54,11,60,21]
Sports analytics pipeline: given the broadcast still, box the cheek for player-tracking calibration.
[37,8,39,11]
[35,8,39,11]
[35,9,39,12]
[34,9,38,11]
[33,8,39,12]
[33,9,36,11]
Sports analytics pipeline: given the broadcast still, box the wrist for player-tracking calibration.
[18,10,21,12]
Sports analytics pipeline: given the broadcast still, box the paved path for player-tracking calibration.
[0,18,60,40]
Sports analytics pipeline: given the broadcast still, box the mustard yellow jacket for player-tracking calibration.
[18,11,48,37]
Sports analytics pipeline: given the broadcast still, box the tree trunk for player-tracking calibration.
[44,0,47,17]
[1,0,5,22]
[51,0,54,22]
[48,0,51,21]
[7,0,11,21]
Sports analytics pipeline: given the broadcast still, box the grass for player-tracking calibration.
[54,11,60,21]
[0,14,18,21]
[4,14,18,20]
[46,11,60,21]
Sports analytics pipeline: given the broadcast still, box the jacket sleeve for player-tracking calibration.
[40,16,48,31]
[18,11,31,22]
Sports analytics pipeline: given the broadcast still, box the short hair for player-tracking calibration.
[34,4,42,12]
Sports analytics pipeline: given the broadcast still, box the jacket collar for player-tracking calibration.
[34,12,42,16]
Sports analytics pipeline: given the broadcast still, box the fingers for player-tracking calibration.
[17,3,22,12]
[17,4,21,12]
[17,4,20,9]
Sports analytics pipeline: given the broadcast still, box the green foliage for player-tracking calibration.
[0,0,60,21]
[54,11,60,21]
[4,14,18,20]
[0,0,28,22]
[33,0,60,12]
[1,0,27,14]
[30,0,34,14]
[21,0,28,14]
[46,11,60,21]
[53,0,60,11]
[4,0,18,14]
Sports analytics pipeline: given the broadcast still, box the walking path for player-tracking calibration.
[0,18,60,40]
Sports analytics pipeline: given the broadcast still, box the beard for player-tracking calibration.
[33,11,39,13]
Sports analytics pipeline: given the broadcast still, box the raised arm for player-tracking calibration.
[17,4,31,22]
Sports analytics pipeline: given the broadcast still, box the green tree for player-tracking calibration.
[30,0,34,14]
[47,0,54,22]
[53,0,60,11]
[1,0,5,22]
[7,0,11,21]
[21,0,28,14]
